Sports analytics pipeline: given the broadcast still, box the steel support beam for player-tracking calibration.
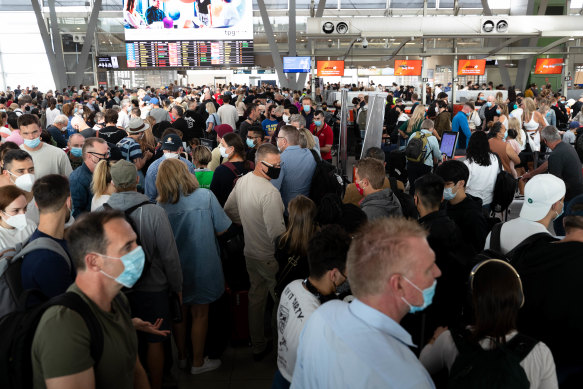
[535,37,571,55]
[257,0,289,88]
[383,38,411,61]
[73,0,101,88]
[31,0,66,89]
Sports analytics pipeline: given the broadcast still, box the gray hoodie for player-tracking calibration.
[360,188,403,221]
[100,191,183,293]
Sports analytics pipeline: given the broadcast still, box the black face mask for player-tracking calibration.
[262,162,281,179]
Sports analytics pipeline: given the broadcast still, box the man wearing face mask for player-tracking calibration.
[273,225,351,388]
[451,103,473,151]
[300,97,315,128]
[292,218,440,388]
[46,114,69,149]
[145,133,195,202]
[245,126,265,164]
[270,106,299,147]
[484,174,565,256]
[21,175,75,302]
[225,143,286,361]
[70,137,109,219]
[309,110,333,163]
[271,126,316,213]
[67,133,85,170]
[18,114,72,179]
[31,210,150,388]
[435,160,489,254]
[354,157,402,220]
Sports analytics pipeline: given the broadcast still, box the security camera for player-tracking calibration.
[362,37,368,49]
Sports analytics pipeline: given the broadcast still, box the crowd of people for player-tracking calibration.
[0,80,582,389]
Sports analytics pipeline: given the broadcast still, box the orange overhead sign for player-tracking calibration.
[317,60,345,76]
[535,58,563,74]
[458,59,486,75]
[394,60,422,76]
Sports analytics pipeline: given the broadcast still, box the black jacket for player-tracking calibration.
[443,194,489,254]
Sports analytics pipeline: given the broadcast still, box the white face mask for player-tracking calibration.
[2,213,27,231]
[282,114,290,124]
[9,172,35,192]
[219,145,230,159]
[164,152,179,159]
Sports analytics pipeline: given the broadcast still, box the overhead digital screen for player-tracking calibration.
[317,60,344,76]
[126,40,253,68]
[97,56,119,69]
[283,57,311,73]
[458,59,486,75]
[534,58,563,74]
[123,0,253,41]
[394,60,422,76]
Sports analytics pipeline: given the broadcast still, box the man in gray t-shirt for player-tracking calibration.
[147,97,171,125]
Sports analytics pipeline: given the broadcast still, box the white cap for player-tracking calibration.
[566,98,576,107]
[520,174,566,221]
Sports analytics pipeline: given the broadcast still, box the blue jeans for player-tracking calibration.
[271,369,291,389]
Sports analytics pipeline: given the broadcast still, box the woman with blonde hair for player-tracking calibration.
[496,102,509,131]
[398,104,426,146]
[274,195,318,298]
[205,102,221,137]
[522,97,546,153]
[156,158,232,375]
[90,160,115,210]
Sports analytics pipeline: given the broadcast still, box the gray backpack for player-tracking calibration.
[0,237,71,319]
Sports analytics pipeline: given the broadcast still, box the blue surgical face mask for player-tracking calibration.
[554,203,564,221]
[401,277,437,314]
[503,130,508,141]
[314,120,322,127]
[24,137,41,149]
[246,138,255,148]
[303,104,311,113]
[71,147,83,157]
[486,102,493,107]
[443,185,457,201]
[513,104,518,110]
[479,96,486,101]
[99,246,145,288]
[496,109,501,115]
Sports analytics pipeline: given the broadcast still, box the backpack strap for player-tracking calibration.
[50,292,104,364]
[16,237,72,272]
[490,222,503,254]
[223,162,241,177]
[124,200,153,216]
[450,327,481,355]
[309,148,321,164]
[505,333,539,362]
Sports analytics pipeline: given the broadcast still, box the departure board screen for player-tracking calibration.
[125,40,253,68]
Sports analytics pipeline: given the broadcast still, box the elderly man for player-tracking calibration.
[47,114,69,148]
[70,137,109,218]
[271,125,316,212]
[292,218,440,388]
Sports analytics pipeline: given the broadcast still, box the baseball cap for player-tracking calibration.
[215,124,233,139]
[150,97,159,105]
[110,160,137,187]
[520,174,566,221]
[569,121,580,129]
[566,99,576,107]
[161,133,182,151]
[126,117,149,134]
[565,194,583,217]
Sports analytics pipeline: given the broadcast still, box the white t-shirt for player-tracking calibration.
[45,108,61,127]
[20,143,73,178]
[509,108,524,127]
[464,154,499,206]
[420,330,558,389]
[117,110,130,130]
[563,130,576,145]
[91,194,110,211]
[0,218,37,250]
[276,279,320,382]
[484,216,552,254]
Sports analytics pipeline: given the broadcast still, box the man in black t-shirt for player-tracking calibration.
[184,100,206,140]
[99,109,126,145]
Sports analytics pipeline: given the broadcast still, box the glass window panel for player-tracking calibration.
[66,73,95,87]
[460,0,486,7]
[0,0,33,10]
[391,0,424,8]
[64,53,94,73]
[340,0,386,9]
[253,0,289,10]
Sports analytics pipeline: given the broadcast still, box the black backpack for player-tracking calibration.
[448,327,538,389]
[0,292,104,389]
[388,177,419,219]
[575,131,583,163]
[308,149,344,205]
[491,155,517,214]
[387,149,408,184]
[102,200,153,287]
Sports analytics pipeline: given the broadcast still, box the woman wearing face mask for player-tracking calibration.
[434,100,452,138]
[156,158,232,375]
[475,92,486,107]
[209,133,254,206]
[419,260,557,389]
[496,103,509,132]
[0,185,36,250]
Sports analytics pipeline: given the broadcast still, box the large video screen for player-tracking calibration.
[283,57,311,73]
[126,40,253,68]
[535,58,563,75]
[458,59,486,75]
[123,0,253,41]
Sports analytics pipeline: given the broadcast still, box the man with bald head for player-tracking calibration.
[67,133,86,170]
[292,218,440,388]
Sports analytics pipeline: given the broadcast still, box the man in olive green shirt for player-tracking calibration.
[32,211,150,389]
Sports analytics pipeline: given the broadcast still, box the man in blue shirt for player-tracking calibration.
[292,217,440,389]
[145,134,195,202]
[271,125,316,212]
[451,102,473,151]
[21,174,74,300]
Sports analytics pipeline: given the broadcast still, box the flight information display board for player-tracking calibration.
[125,40,253,68]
